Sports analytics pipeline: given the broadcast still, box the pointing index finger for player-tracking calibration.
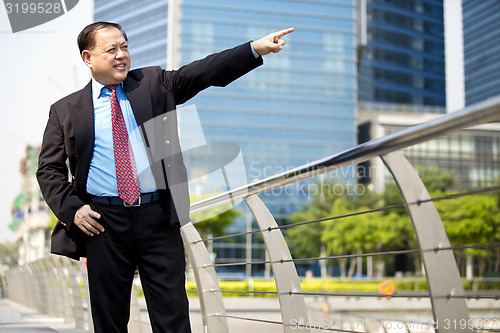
[276,27,295,38]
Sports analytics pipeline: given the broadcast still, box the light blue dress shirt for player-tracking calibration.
[87,44,258,196]
[86,79,157,197]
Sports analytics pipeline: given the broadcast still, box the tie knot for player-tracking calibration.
[105,85,118,92]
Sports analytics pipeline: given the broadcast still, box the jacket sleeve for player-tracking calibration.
[162,41,263,104]
[36,106,85,230]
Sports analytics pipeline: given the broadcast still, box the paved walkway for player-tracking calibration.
[0,298,85,332]
[2,295,499,332]
[186,297,283,333]
[0,297,283,333]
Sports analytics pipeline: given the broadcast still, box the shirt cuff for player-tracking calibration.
[250,41,259,58]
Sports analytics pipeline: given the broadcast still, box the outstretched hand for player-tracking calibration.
[251,27,295,56]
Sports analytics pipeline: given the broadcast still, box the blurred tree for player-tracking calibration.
[321,199,412,278]
[285,179,345,260]
[189,193,241,239]
[285,166,500,278]
[0,242,19,268]
[436,194,500,276]
[416,165,456,193]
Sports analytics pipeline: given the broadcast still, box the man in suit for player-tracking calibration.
[36,21,293,332]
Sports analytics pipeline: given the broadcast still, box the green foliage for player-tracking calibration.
[416,165,456,193]
[189,192,242,239]
[286,209,325,259]
[0,242,19,268]
[185,280,277,297]
[462,278,500,290]
[191,208,242,239]
[437,194,500,257]
[285,166,500,277]
[321,200,412,256]
[136,277,500,300]
[382,182,407,215]
[286,180,414,264]
[285,180,345,259]
[174,278,500,299]
[301,278,382,292]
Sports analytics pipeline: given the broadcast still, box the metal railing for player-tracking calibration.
[4,95,500,332]
[182,95,500,333]
[4,255,145,332]
[5,255,93,331]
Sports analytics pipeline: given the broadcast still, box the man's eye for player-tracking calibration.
[107,48,116,53]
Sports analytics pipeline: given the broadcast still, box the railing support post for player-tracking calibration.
[51,256,75,326]
[381,151,471,332]
[181,222,229,333]
[245,194,310,332]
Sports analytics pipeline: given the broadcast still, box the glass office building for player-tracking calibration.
[462,0,500,106]
[358,0,446,108]
[95,0,357,274]
[358,108,500,192]
[94,1,170,68]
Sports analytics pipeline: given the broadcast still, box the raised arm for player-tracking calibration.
[159,27,294,104]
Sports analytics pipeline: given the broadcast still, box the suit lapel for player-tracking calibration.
[69,81,94,194]
[124,75,153,126]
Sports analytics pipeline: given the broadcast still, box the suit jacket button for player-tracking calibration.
[165,140,171,145]
[163,116,168,122]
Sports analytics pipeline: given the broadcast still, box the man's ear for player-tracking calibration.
[81,50,92,68]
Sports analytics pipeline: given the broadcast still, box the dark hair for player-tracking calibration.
[77,22,128,55]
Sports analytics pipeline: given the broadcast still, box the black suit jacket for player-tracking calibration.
[37,42,263,260]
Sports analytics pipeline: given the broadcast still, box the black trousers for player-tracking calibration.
[87,200,191,333]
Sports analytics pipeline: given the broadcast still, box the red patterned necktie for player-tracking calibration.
[105,85,141,205]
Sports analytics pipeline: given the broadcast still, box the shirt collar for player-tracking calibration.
[91,78,124,100]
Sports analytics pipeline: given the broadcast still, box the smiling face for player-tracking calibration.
[81,27,130,85]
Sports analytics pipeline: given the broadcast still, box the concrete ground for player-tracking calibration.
[2,295,499,333]
[0,298,85,332]
[187,297,283,333]
[0,297,284,333]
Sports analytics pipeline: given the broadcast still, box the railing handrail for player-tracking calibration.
[191,95,500,214]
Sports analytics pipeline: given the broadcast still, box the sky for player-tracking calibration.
[0,1,464,242]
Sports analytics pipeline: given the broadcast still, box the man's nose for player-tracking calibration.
[116,49,126,58]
